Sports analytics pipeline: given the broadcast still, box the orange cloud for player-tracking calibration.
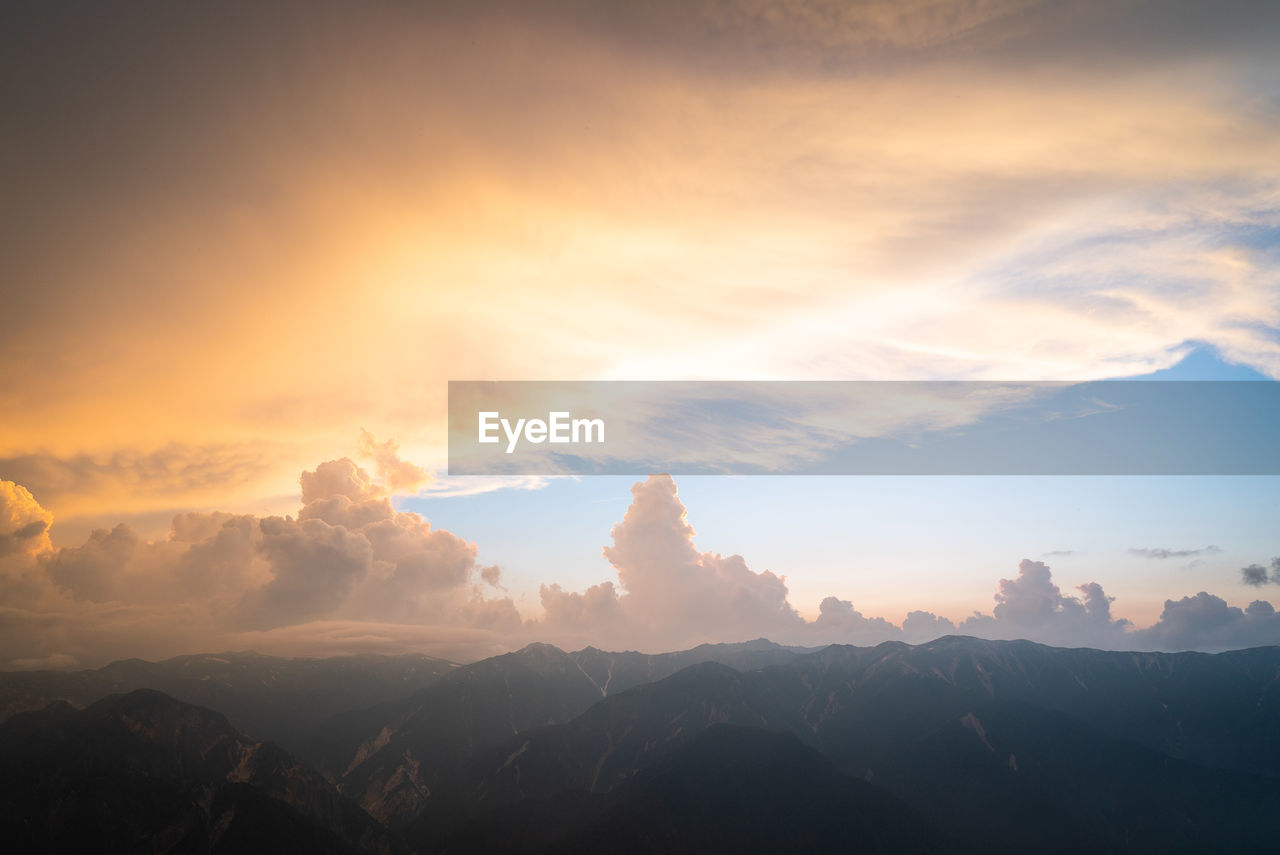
[3,465,1280,668]
[4,1,1278,528]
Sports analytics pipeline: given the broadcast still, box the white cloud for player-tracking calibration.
[2,469,1278,665]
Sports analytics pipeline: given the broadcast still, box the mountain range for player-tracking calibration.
[4,636,1279,853]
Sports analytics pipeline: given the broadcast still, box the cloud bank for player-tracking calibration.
[0,452,521,667]
[5,465,1277,668]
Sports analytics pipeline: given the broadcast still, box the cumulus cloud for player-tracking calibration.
[539,582,624,636]
[537,480,1274,654]
[42,524,140,603]
[902,610,958,641]
[0,481,53,559]
[2,468,1278,666]
[993,559,1075,623]
[1131,594,1280,653]
[948,564,1280,652]
[534,477,1273,655]
[0,447,517,667]
[239,517,373,630]
[299,458,383,505]
[538,474,802,649]
[538,475,966,649]
[0,481,58,609]
[813,596,901,642]
[955,559,1132,647]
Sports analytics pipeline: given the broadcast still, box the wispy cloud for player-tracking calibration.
[3,0,1279,524]
[1130,546,1223,560]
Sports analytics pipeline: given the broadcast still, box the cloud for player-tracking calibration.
[1131,594,1280,653]
[993,559,1076,624]
[42,524,140,603]
[539,474,803,649]
[539,582,624,637]
[573,0,1041,57]
[357,429,431,494]
[0,481,59,609]
[0,448,521,667]
[0,481,53,558]
[813,596,902,642]
[534,478,1267,655]
[1242,564,1269,586]
[951,562,1280,652]
[266,460,522,632]
[605,475,800,637]
[902,610,958,641]
[2,468,1278,665]
[223,620,515,665]
[1130,545,1223,559]
[4,0,1280,529]
[1077,582,1118,623]
[954,559,1132,647]
[1241,558,1280,587]
[299,458,383,505]
[238,517,373,630]
[416,476,552,499]
[0,445,277,520]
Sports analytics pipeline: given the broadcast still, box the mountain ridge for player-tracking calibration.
[6,636,1280,852]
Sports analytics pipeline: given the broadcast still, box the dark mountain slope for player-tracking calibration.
[873,697,1280,854]
[751,636,1280,779]
[0,690,400,854]
[406,660,806,845]
[401,638,1280,854]
[9,637,1280,853]
[0,651,455,765]
[338,640,810,826]
[443,725,964,855]
[339,643,611,826]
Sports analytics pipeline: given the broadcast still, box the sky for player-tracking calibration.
[1,0,1279,667]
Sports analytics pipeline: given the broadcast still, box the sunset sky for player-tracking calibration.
[2,0,1279,667]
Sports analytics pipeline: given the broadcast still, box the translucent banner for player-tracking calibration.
[447,381,1280,475]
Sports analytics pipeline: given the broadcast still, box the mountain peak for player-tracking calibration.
[515,641,568,658]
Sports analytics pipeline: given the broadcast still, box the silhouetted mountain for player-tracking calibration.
[0,689,401,854]
[873,697,1280,854]
[412,660,802,840]
[337,643,613,826]
[337,639,812,826]
[8,636,1280,853]
[424,660,793,829]
[0,651,456,765]
[567,638,815,697]
[392,637,1280,853]
[770,636,1280,781]
[441,725,964,855]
